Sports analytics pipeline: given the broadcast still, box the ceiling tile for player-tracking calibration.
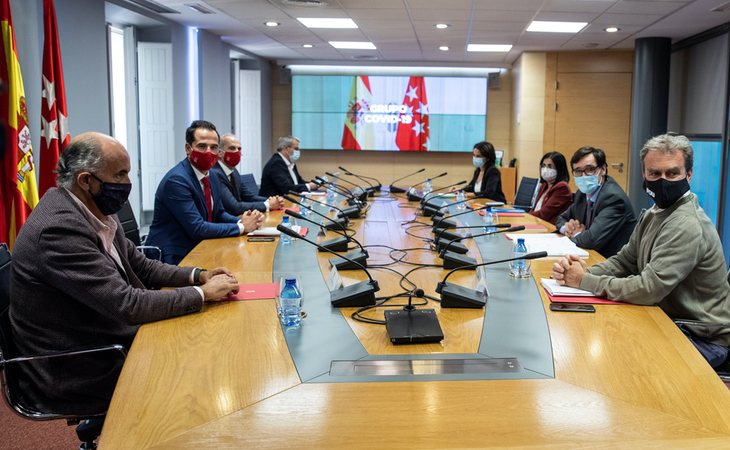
[607,1,687,15]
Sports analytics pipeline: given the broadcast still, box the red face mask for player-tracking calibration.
[223,151,241,168]
[189,148,218,172]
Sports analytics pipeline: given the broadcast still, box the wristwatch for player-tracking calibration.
[193,267,207,285]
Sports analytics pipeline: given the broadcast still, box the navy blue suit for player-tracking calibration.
[146,159,241,265]
[210,162,267,214]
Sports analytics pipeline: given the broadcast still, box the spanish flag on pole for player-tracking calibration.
[341,75,374,151]
[1,0,39,248]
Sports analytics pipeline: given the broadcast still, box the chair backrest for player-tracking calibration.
[117,201,141,246]
[240,173,260,196]
[513,177,540,209]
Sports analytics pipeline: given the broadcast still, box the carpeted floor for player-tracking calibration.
[0,404,79,450]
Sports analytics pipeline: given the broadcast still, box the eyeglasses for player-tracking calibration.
[193,143,219,152]
[292,147,300,151]
[572,165,599,177]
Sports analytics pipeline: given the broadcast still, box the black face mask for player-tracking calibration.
[643,177,690,209]
[90,174,132,215]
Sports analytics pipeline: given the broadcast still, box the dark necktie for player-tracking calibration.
[585,200,594,228]
[202,176,213,222]
[230,173,241,201]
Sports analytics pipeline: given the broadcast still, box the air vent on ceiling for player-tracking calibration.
[280,0,328,7]
[186,3,215,14]
[125,0,179,14]
[352,55,378,60]
[711,1,730,12]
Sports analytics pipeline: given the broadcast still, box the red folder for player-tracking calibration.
[227,283,278,301]
[546,291,624,305]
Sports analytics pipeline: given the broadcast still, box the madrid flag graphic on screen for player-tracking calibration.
[292,75,487,152]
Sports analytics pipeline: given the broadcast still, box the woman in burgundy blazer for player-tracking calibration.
[529,151,573,224]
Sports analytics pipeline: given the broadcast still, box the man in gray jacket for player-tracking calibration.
[553,133,730,368]
[10,132,239,415]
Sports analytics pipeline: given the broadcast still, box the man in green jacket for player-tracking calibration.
[552,133,730,368]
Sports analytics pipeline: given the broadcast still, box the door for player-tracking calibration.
[137,42,175,211]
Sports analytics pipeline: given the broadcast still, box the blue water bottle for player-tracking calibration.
[423,179,433,196]
[326,185,336,205]
[280,216,291,245]
[279,278,302,327]
[509,238,529,278]
[483,210,496,233]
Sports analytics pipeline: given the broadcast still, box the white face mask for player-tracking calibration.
[541,167,557,182]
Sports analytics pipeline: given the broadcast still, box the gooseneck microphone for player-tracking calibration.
[314,176,354,198]
[283,194,349,232]
[339,166,381,193]
[435,251,548,308]
[314,180,365,211]
[325,171,369,203]
[277,224,380,307]
[433,223,512,245]
[432,204,493,229]
[406,172,448,201]
[389,168,425,194]
[421,180,467,205]
[288,190,361,220]
[284,209,369,270]
[438,225,526,255]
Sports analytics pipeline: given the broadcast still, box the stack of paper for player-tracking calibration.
[540,278,593,296]
[504,233,589,257]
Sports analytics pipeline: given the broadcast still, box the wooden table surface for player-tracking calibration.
[100,196,730,449]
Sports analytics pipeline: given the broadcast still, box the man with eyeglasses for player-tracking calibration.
[555,146,636,257]
[211,134,285,215]
[553,134,730,369]
[147,120,264,265]
[259,136,319,197]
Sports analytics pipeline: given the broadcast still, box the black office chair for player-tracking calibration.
[240,173,260,196]
[117,201,161,260]
[0,243,127,450]
[512,176,540,210]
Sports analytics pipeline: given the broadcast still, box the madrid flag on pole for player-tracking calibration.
[39,0,70,197]
[395,76,430,151]
[341,75,375,150]
[0,0,39,248]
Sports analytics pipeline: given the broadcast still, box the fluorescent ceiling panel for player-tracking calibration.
[297,18,358,28]
[329,41,377,49]
[527,20,587,32]
[467,44,513,52]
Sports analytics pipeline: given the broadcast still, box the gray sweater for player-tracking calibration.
[580,193,730,346]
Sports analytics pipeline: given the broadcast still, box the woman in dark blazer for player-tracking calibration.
[460,141,506,203]
[528,151,573,224]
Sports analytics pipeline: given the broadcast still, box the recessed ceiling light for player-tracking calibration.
[439,45,449,51]
[467,44,512,52]
[527,20,587,33]
[435,23,449,29]
[265,21,279,27]
[302,44,314,48]
[297,18,357,29]
[605,26,620,33]
[329,41,376,50]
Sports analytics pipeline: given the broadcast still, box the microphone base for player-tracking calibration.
[422,205,439,217]
[433,218,458,229]
[442,251,477,269]
[384,308,444,345]
[436,241,469,255]
[389,185,406,194]
[330,280,380,307]
[433,228,470,242]
[407,192,424,202]
[323,217,349,231]
[440,283,487,309]
[329,250,368,270]
[337,206,362,219]
[317,236,349,253]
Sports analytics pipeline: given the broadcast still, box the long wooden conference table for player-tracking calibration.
[101,192,730,448]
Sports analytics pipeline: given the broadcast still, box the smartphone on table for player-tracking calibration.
[549,302,595,313]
